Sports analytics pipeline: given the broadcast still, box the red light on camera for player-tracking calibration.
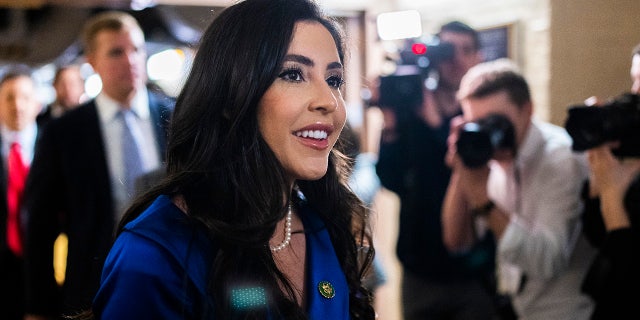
[412,43,427,55]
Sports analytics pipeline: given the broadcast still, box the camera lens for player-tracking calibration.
[457,123,494,168]
[565,93,640,156]
[456,114,516,168]
[565,106,609,151]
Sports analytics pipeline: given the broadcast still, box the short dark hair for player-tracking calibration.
[0,65,33,88]
[458,58,531,108]
[439,20,481,51]
[53,64,82,86]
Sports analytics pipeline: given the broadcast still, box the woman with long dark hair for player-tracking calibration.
[91,0,375,318]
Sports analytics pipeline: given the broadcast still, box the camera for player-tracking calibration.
[378,38,455,111]
[399,40,455,71]
[456,113,516,168]
[565,92,640,157]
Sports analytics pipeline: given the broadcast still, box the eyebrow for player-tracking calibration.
[283,54,343,70]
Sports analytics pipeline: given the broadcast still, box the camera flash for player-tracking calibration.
[377,10,422,41]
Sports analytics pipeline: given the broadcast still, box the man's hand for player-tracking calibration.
[445,115,465,168]
[587,143,640,230]
[445,115,490,207]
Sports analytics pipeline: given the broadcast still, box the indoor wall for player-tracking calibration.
[363,0,640,125]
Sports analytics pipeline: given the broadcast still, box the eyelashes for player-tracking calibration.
[326,75,345,88]
[278,66,345,89]
[278,67,304,82]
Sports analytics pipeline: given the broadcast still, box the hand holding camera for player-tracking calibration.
[565,92,640,157]
[565,92,640,229]
[587,144,640,230]
[446,113,517,207]
[454,113,517,168]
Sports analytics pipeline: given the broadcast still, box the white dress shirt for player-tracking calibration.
[487,119,596,320]
[95,89,161,221]
[1,123,38,167]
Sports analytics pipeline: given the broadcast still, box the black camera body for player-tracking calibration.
[456,113,516,168]
[565,93,640,157]
[378,39,454,111]
[399,41,455,70]
[378,72,423,112]
[566,93,640,229]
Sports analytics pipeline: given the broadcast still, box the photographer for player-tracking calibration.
[580,144,640,319]
[442,59,596,319]
[567,44,640,319]
[376,21,497,320]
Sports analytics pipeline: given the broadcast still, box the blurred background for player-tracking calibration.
[2,0,640,127]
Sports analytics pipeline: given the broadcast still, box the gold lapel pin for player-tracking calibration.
[317,280,335,299]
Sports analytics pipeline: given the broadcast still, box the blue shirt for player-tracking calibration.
[93,195,350,319]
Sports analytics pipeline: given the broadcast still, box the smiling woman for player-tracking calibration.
[91,0,376,319]
[258,21,347,182]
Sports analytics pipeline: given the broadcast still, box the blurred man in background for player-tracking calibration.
[442,59,595,319]
[376,21,498,320]
[578,43,640,319]
[0,66,43,320]
[24,11,173,319]
[37,64,86,125]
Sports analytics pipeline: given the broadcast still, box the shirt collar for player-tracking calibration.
[514,119,544,170]
[96,87,150,122]
[1,122,38,160]
[1,122,38,146]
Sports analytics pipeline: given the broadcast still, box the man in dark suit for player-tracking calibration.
[0,67,44,320]
[36,64,86,127]
[23,11,174,318]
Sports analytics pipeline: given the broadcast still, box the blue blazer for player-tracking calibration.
[23,91,174,316]
[93,195,350,319]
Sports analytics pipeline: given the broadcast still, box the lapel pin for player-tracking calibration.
[317,280,335,299]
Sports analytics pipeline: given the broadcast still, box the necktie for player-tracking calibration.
[120,110,144,198]
[7,142,29,256]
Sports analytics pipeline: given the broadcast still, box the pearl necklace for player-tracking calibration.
[270,203,293,252]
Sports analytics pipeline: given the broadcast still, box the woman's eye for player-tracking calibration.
[327,76,345,88]
[279,68,303,82]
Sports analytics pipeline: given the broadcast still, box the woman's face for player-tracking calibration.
[258,20,346,182]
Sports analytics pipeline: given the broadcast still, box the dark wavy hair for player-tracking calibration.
[119,0,375,318]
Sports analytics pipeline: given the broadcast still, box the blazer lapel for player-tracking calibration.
[147,92,173,160]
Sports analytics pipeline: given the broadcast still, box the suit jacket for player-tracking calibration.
[23,91,174,316]
[0,120,45,319]
[35,103,62,131]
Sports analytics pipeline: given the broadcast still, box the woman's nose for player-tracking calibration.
[309,81,339,113]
